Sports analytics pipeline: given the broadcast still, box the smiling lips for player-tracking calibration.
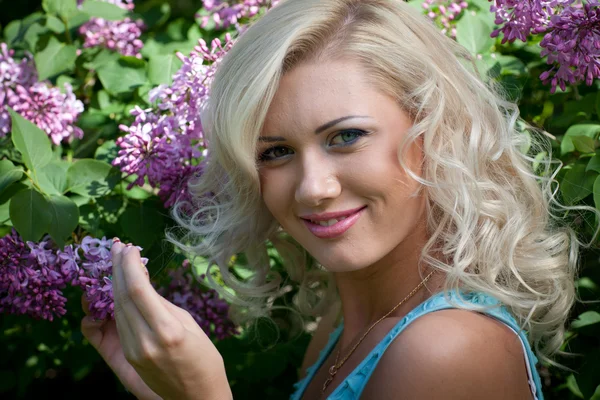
[301,206,366,239]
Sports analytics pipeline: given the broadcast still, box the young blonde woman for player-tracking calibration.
[81,0,589,399]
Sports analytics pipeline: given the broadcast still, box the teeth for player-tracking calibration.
[311,216,347,226]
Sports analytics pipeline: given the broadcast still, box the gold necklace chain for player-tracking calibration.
[321,270,436,395]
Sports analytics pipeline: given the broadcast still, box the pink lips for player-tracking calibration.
[302,207,366,239]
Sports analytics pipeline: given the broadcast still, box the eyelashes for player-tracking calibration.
[257,129,370,163]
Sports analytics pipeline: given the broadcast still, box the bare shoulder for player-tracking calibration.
[361,309,534,400]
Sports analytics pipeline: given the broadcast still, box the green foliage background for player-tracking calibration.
[0,0,599,399]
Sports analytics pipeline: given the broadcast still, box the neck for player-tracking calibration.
[332,223,445,350]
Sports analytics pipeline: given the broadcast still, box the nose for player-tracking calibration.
[294,153,342,207]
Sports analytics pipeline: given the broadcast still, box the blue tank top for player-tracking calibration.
[290,290,544,400]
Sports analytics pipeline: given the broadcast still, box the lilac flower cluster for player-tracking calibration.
[539,1,600,92]
[423,0,468,38]
[0,230,238,338]
[490,0,572,43]
[198,0,279,31]
[0,230,68,321]
[78,0,145,58]
[0,43,84,144]
[113,36,234,207]
[156,260,238,340]
[490,0,600,93]
[59,236,145,321]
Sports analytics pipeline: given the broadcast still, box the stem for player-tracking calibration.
[23,170,45,194]
[61,16,73,44]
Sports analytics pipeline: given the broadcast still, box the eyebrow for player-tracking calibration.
[258,115,370,142]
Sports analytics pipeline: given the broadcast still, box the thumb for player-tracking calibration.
[81,315,105,350]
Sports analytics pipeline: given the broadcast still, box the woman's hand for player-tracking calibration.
[82,241,232,400]
[81,295,162,400]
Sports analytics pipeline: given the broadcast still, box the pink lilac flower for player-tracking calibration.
[78,0,145,58]
[0,43,84,144]
[0,230,68,321]
[198,0,279,31]
[113,36,234,207]
[156,260,238,340]
[11,82,84,145]
[539,0,600,92]
[423,0,468,37]
[0,43,37,136]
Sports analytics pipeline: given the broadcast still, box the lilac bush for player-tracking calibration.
[78,0,145,58]
[539,0,600,92]
[0,43,84,144]
[491,0,600,92]
[0,230,68,321]
[113,35,234,207]
[156,260,239,340]
[423,0,468,37]
[199,0,280,31]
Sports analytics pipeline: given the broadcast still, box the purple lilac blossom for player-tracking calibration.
[0,230,68,321]
[59,236,148,320]
[78,0,145,58]
[0,43,84,144]
[198,0,279,31]
[156,260,238,340]
[113,36,234,207]
[490,0,576,43]
[539,0,600,92]
[491,0,599,92]
[423,0,468,37]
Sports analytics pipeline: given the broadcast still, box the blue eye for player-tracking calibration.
[257,129,369,163]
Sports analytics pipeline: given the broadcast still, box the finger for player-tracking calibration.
[81,294,91,316]
[120,245,174,330]
[81,315,105,349]
[111,241,152,344]
[156,295,197,331]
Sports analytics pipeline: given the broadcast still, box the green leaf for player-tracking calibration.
[572,311,600,330]
[47,194,79,247]
[495,54,527,76]
[33,36,77,80]
[0,160,23,196]
[97,58,148,95]
[8,108,53,177]
[44,15,65,33]
[9,188,51,242]
[561,124,600,155]
[42,0,78,19]
[66,159,120,197]
[148,54,183,86]
[574,349,600,399]
[572,135,597,154]
[94,139,118,163]
[561,164,597,205]
[81,0,129,21]
[533,151,547,174]
[0,202,9,224]
[118,202,166,249]
[37,160,69,196]
[455,12,494,55]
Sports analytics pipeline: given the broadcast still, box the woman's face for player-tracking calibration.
[257,60,427,273]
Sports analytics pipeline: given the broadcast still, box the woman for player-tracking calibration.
[81,0,586,399]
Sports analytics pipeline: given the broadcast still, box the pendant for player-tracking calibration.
[322,365,338,393]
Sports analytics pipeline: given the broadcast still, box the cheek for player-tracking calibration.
[258,170,290,219]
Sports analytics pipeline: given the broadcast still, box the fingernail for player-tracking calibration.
[112,237,121,244]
